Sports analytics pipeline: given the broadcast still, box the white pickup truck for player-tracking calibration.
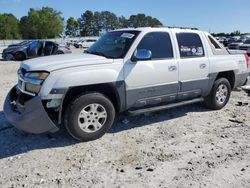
[4,27,250,141]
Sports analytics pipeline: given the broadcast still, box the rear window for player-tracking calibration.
[176,33,205,58]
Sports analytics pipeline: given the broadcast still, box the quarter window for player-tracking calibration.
[176,33,205,58]
[137,32,173,59]
[208,35,221,49]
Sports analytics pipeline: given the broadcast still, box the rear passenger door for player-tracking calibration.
[124,31,179,109]
[176,32,210,100]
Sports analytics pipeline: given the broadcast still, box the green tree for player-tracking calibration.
[99,11,119,31]
[78,10,120,36]
[19,7,64,39]
[118,16,129,28]
[78,10,163,36]
[0,13,20,39]
[230,30,241,36]
[19,16,31,39]
[65,17,79,37]
[128,14,162,27]
[78,10,97,36]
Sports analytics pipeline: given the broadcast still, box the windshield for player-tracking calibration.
[85,30,140,58]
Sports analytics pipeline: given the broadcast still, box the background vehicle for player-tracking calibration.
[227,39,245,49]
[238,39,250,53]
[224,37,239,47]
[7,40,32,48]
[73,38,98,48]
[4,27,250,141]
[2,40,72,61]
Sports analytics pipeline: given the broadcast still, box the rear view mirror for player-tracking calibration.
[132,49,152,62]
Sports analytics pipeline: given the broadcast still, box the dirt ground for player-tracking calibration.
[0,48,250,187]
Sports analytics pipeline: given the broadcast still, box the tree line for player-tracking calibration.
[0,7,162,39]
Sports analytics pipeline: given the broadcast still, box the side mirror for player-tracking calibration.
[132,49,152,62]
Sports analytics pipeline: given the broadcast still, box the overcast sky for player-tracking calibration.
[0,0,249,33]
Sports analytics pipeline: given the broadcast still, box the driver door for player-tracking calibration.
[27,41,39,57]
[124,32,179,109]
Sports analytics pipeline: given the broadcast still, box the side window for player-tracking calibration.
[208,35,221,49]
[137,32,173,59]
[176,33,205,58]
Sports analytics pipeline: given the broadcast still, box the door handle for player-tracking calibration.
[168,65,177,71]
[200,64,207,69]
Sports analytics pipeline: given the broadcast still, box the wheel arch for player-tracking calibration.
[215,71,235,89]
[59,82,126,124]
[14,51,26,60]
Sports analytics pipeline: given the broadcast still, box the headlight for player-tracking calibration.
[25,72,49,80]
[23,71,49,94]
[25,83,41,93]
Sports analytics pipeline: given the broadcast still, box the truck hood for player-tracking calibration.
[21,53,113,72]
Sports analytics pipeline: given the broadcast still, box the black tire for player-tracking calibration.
[204,78,231,110]
[64,92,116,141]
[243,78,248,86]
[14,52,25,61]
[56,51,64,55]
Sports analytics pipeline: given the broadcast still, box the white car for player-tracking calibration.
[74,38,98,48]
[4,27,250,141]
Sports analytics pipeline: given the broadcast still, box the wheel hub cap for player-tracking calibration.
[215,84,228,105]
[78,103,107,133]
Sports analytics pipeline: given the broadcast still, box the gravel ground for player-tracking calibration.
[0,49,250,187]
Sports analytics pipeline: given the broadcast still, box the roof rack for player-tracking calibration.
[154,25,199,30]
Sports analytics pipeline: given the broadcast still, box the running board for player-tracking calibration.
[128,98,204,115]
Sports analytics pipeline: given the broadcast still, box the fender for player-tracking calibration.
[40,64,124,99]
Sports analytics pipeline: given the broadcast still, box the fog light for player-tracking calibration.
[25,83,41,93]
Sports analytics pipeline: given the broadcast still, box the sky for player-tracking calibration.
[0,0,249,33]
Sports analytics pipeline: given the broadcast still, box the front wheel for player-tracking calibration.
[204,78,231,110]
[56,51,64,55]
[64,92,116,141]
[14,52,25,61]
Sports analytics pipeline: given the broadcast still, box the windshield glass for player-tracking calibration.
[85,30,140,58]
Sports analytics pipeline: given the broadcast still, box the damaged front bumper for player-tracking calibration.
[4,86,59,134]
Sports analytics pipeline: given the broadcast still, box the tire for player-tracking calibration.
[204,78,231,110]
[56,51,64,55]
[14,52,25,61]
[243,78,248,86]
[79,44,83,48]
[64,92,116,141]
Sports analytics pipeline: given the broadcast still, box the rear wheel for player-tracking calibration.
[14,52,25,61]
[64,92,116,141]
[204,78,231,110]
